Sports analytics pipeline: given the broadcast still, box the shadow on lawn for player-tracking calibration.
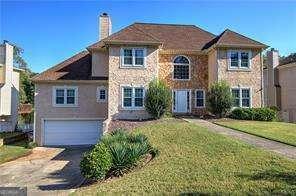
[238,170,296,186]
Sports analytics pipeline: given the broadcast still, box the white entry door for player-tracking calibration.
[173,90,190,113]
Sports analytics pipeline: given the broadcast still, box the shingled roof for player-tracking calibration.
[32,51,108,81]
[203,29,268,49]
[35,23,267,82]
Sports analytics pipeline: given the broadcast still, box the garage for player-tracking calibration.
[44,120,102,146]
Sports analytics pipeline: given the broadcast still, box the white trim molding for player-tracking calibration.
[120,47,147,68]
[120,85,146,110]
[231,86,252,108]
[172,55,191,81]
[52,86,78,107]
[195,89,206,108]
[227,50,252,71]
[97,86,107,102]
[172,89,192,113]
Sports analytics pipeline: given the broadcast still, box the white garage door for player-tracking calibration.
[44,120,102,146]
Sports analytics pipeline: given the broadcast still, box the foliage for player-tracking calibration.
[102,129,154,177]
[26,141,37,149]
[80,143,112,180]
[215,120,296,146]
[280,52,296,65]
[145,79,171,119]
[75,120,296,194]
[13,45,27,69]
[206,81,233,117]
[230,107,277,121]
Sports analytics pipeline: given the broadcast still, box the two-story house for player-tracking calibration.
[33,13,267,146]
[0,41,21,132]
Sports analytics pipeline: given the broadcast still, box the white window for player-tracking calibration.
[97,86,107,102]
[53,86,78,107]
[121,48,146,67]
[122,87,145,109]
[231,87,251,108]
[195,90,205,108]
[173,55,190,80]
[228,50,251,69]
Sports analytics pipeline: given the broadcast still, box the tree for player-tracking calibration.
[145,79,171,119]
[206,81,233,118]
[12,44,36,104]
[280,53,296,65]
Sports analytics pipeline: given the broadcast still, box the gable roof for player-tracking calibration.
[89,23,217,51]
[32,51,107,82]
[204,29,268,49]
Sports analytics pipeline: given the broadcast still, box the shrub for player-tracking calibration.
[230,107,277,121]
[80,143,112,180]
[207,81,233,117]
[102,130,154,177]
[26,141,37,149]
[145,79,171,119]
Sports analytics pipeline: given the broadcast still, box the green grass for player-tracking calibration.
[75,119,296,195]
[215,120,296,146]
[0,141,31,164]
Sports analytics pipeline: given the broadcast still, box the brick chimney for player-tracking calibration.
[99,13,112,40]
[265,48,280,107]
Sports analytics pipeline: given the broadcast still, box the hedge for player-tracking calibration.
[230,107,277,121]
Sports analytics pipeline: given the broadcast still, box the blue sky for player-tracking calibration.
[1,1,295,73]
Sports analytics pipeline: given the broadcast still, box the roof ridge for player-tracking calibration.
[192,25,216,37]
[133,24,162,42]
[134,22,196,27]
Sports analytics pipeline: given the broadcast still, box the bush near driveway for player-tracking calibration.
[80,129,157,180]
[230,107,277,121]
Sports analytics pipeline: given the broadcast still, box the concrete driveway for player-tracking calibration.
[0,146,90,195]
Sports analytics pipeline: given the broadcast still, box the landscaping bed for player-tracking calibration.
[0,131,28,146]
[75,119,296,195]
[214,119,296,146]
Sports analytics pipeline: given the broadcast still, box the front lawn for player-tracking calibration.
[215,120,296,146]
[0,141,31,164]
[75,119,296,195]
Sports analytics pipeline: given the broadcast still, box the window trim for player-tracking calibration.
[97,86,107,102]
[121,85,145,110]
[172,55,191,81]
[227,50,252,70]
[120,47,147,68]
[231,87,252,108]
[52,86,78,107]
[195,89,206,108]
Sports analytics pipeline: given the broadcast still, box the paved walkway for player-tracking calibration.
[184,118,296,160]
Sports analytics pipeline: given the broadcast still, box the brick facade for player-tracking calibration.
[158,53,208,115]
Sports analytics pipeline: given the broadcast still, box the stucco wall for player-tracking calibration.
[278,64,296,122]
[108,46,158,120]
[92,50,109,77]
[34,82,108,145]
[208,50,218,88]
[158,53,208,115]
[217,48,262,108]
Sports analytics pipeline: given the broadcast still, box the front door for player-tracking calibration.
[173,90,190,113]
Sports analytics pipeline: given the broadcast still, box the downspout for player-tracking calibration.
[260,49,264,107]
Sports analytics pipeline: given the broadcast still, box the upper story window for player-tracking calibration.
[97,86,107,102]
[53,86,78,107]
[173,55,190,80]
[122,86,145,109]
[121,48,146,67]
[228,50,251,69]
[231,87,251,108]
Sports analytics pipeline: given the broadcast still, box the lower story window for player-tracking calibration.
[231,88,251,108]
[195,90,205,107]
[122,87,145,108]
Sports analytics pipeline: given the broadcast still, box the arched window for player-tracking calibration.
[173,56,190,80]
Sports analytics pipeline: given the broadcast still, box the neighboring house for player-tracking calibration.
[33,13,267,146]
[0,41,21,132]
[264,49,296,122]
